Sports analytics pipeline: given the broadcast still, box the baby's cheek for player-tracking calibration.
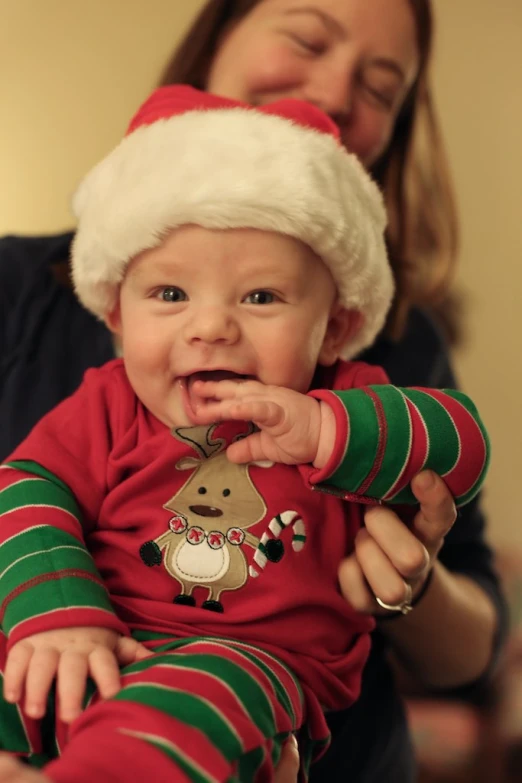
[268,348,317,393]
[125,322,164,357]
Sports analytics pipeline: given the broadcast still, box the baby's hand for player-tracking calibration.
[3,627,151,724]
[189,379,334,465]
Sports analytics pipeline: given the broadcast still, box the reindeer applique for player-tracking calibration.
[139,423,291,612]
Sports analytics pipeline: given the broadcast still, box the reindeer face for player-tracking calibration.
[170,453,266,529]
[164,424,270,531]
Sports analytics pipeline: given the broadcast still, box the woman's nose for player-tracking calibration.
[183,307,240,345]
[301,60,354,123]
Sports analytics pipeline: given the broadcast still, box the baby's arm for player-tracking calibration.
[189,379,490,506]
[0,463,148,722]
[308,385,490,506]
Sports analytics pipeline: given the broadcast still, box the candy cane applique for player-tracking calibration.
[249,510,306,577]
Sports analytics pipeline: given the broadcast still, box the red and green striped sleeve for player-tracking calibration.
[0,460,128,648]
[307,386,490,507]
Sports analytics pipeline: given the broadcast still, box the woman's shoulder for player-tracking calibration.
[361,307,456,389]
[0,231,74,297]
[0,231,74,262]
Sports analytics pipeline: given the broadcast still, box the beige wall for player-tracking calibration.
[432,2,522,546]
[2,1,521,544]
[1,0,206,232]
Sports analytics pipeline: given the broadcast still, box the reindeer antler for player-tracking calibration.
[213,421,256,444]
[173,421,257,460]
[172,425,227,459]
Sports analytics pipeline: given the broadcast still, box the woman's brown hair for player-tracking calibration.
[160,0,460,342]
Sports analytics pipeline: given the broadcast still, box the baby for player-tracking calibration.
[0,86,489,782]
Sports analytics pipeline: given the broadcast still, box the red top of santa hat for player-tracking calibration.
[126,84,341,142]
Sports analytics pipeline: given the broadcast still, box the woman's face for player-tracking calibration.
[207,0,419,168]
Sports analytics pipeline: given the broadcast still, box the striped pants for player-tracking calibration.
[0,634,330,782]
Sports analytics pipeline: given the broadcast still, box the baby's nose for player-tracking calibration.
[184,307,240,345]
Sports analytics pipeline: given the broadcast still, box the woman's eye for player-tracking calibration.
[280,23,328,55]
[364,86,395,109]
[156,286,187,303]
[359,76,399,111]
[288,33,326,55]
[244,291,276,305]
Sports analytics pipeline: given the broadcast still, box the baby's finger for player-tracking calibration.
[116,635,153,665]
[232,400,283,428]
[226,433,268,463]
[88,646,121,700]
[3,642,33,703]
[56,650,89,723]
[189,400,240,425]
[191,378,262,400]
[24,647,60,719]
[195,399,284,430]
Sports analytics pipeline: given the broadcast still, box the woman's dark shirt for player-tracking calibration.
[0,233,507,782]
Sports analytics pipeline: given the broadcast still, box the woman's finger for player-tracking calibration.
[273,735,299,783]
[56,649,89,723]
[411,471,457,548]
[24,647,60,719]
[0,753,50,782]
[354,527,414,607]
[337,551,376,613]
[364,505,429,579]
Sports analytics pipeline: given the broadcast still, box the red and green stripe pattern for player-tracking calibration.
[314,386,490,506]
[42,637,324,782]
[0,461,126,645]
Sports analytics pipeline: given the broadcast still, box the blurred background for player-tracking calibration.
[2,2,522,780]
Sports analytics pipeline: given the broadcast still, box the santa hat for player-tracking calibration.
[72,85,393,358]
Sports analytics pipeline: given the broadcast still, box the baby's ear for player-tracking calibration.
[105,302,122,335]
[319,305,363,366]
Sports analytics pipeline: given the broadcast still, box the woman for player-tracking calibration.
[0,1,506,780]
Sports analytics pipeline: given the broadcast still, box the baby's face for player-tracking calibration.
[109,225,351,428]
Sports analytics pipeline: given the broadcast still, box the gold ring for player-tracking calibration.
[375,582,413,615]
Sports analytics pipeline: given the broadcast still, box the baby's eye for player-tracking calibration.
[244,291,276,305]
[156,286,187,303]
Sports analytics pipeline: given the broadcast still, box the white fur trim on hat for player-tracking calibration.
[72,104,393,358]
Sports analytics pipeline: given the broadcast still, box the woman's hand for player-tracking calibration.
[3,627,152,724]
[272,735,299,783]
[338,470,457,614]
